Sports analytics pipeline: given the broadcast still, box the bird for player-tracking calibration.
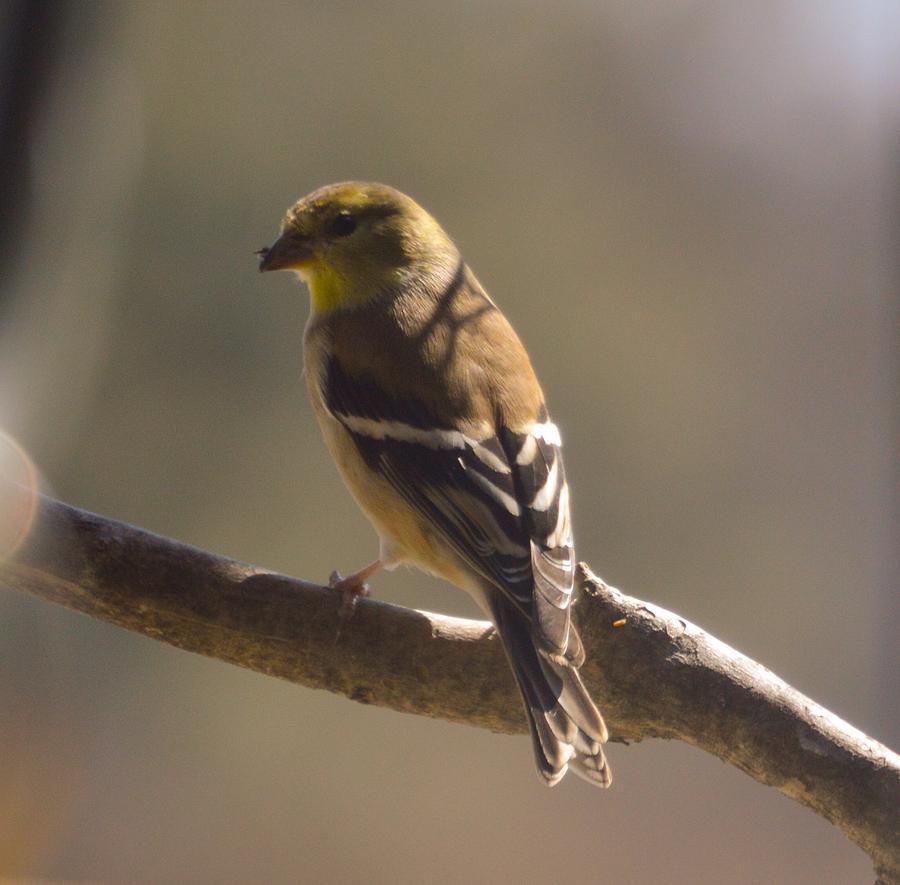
[257,182,610,787]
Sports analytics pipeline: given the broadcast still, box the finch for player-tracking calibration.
[258,182,610,787]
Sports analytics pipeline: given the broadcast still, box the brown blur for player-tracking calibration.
[0,2,896,883]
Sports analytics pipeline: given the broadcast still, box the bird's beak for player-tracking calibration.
[256,229,316,273]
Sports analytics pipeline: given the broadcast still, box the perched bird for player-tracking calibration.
[257,182,610,787]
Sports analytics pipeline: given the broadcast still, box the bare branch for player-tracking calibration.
[1,485,898,883]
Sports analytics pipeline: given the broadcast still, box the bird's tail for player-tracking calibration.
[488,593,611,788]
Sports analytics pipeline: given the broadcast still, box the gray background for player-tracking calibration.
[1,2,896,883]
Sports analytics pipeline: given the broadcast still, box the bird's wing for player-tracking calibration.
[498,411,581,665]
[325,357,579,663]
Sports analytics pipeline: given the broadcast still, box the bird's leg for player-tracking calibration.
[329,559,383,618]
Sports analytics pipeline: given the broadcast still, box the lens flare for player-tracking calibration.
[0,431,40,561]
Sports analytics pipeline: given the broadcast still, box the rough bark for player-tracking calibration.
[1,485,897,882]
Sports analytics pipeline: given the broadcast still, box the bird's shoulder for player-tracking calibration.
[314,263,543,431]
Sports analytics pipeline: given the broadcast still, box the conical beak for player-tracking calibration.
[256,229,315,272]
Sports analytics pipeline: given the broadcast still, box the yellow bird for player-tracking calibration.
[258,182,610,787]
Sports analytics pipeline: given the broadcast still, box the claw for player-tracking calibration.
[329,569,372,596]
[327,561,383,640]
[329,570,371,625]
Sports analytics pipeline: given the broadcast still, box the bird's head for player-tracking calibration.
[258,182,459,313]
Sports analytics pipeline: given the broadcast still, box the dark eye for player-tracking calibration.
[331,211,357,237]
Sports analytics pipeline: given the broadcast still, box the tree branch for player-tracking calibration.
[1,484,897,883]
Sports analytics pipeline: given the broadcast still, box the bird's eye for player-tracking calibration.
[331,212,357,237]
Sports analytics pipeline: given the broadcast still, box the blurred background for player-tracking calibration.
[0,2,897,882]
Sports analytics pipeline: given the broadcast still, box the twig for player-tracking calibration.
[1,485,897,883]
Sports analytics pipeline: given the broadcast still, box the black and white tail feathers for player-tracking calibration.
[489,591,611,787]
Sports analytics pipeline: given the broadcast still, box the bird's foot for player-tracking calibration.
[328,560,383,638]
[329,569,372,620]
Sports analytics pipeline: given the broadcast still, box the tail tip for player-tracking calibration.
[571,748,613,788]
